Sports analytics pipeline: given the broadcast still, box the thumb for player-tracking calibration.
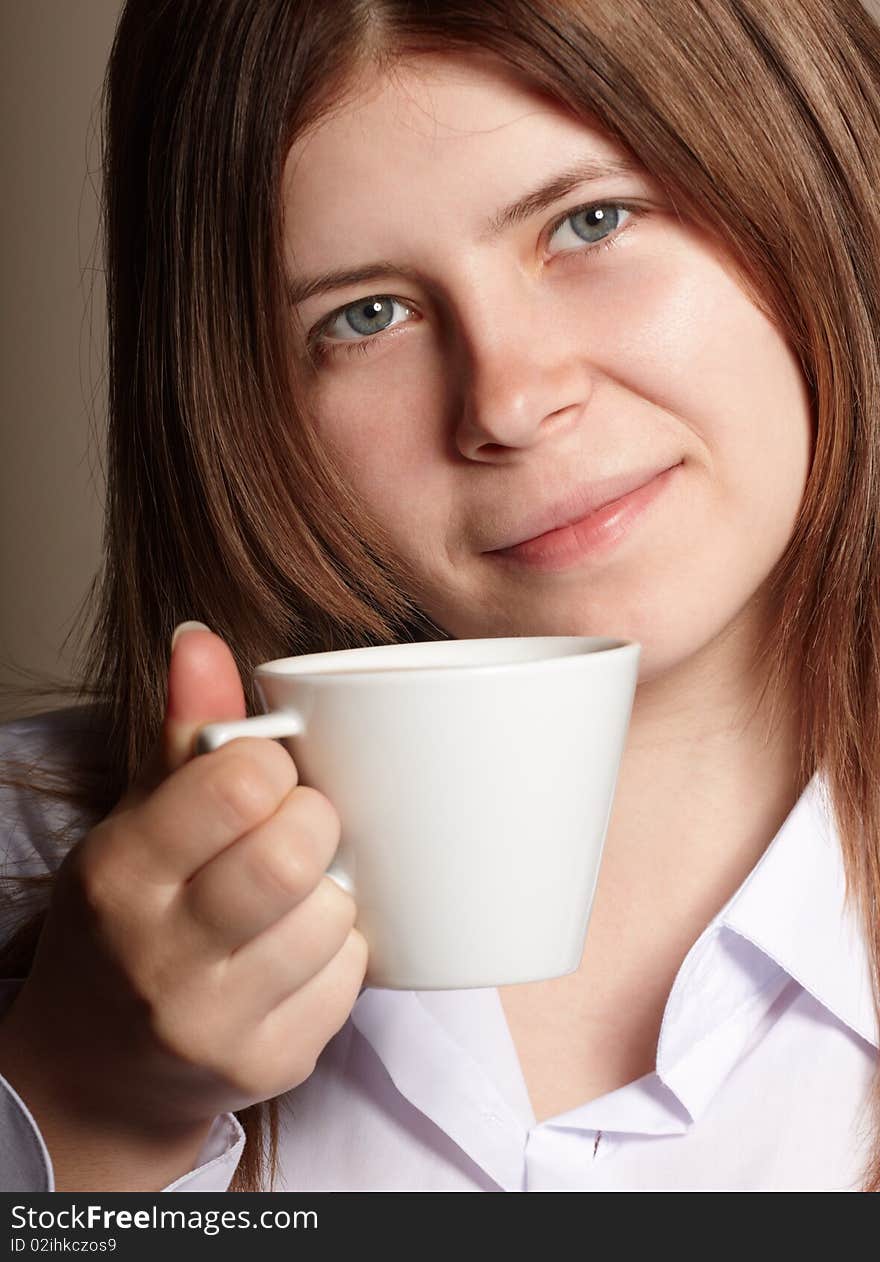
[113,622,247,814]
[161,622,247,771]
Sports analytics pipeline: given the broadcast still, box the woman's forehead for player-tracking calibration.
[283,50,627,194]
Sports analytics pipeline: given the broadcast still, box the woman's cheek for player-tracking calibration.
[315,339,416,418]
[587,256,715,386]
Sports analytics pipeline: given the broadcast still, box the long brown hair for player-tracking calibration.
[2,0,880,1192]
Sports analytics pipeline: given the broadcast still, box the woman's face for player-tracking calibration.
[282,52,813,682]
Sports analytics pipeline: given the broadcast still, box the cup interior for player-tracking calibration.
[256,635,635,680]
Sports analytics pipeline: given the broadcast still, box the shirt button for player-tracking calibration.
[483,1112,503,1126]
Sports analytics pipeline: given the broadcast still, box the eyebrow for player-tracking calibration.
[286,155,644,307]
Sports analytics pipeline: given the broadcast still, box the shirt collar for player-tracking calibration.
[350,984,529,1189]
[655,768,878,1124]
[717,769,876,1050]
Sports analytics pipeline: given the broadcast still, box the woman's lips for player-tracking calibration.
[488,461,682,572]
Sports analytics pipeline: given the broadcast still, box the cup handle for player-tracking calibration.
[194,712,354,896]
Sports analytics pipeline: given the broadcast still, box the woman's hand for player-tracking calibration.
[1,625,368,1142]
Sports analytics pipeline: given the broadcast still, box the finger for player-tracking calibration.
[180,785,342,950]
[220,877,358,1024]
[108,624,247,817]
[240,929,369,1097]
[105,737,301,885]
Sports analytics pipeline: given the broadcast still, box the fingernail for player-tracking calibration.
[171,620,211,652]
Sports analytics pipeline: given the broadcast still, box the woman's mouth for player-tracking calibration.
[487,462,682,573]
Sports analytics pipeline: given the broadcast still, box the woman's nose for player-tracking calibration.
[449,291,594,460]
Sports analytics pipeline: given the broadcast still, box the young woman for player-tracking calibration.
[1,0,879,1192]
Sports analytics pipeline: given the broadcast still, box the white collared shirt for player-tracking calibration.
[0,708,876,1191]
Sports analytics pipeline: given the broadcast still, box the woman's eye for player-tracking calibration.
[308,296,416,363]
[545,201,635,257]
[308,200,641,364]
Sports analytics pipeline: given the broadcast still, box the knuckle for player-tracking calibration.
[67,826,123,918]
[206,751,283,832]
[223,735,299,790]
[262,736,301,786]
[183,891,224,942]
[292,785,342,844]
[254,839,314,902]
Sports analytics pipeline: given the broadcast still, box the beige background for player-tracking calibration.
[1,1,879,714]
[1,0,120,712]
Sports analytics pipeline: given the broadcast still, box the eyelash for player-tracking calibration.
[308,200,646,364]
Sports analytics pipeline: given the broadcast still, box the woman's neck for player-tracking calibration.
[497,618,802,1121]
[609,610,799,908]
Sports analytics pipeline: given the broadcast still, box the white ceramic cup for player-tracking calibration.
[195,635,640,990]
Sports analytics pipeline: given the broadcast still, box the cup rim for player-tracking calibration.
[255,635,640,681]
